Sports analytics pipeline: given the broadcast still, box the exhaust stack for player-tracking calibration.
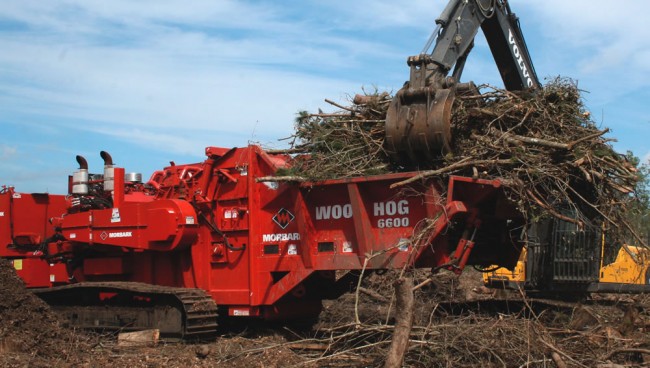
[72,155,89,195]
[100,151,115,192]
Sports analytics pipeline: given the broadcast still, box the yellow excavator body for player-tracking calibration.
[599,246,649,286]
[483,247,527,285]
[483,244,650,293]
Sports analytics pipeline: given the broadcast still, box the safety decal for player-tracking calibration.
[110,208,121,223]
[272,208,294,229]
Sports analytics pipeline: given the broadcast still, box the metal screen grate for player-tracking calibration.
[550,219,600,283]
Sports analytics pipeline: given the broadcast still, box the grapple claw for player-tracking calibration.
[385,87,456,163]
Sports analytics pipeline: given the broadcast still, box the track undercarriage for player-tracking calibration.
[33,282,219,339]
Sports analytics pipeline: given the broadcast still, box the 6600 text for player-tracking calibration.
[377,217,409,228]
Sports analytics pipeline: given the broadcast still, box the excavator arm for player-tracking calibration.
[386,0,540,162]
[481,0,540,90]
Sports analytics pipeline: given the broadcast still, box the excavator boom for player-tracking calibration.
[385,0,540,162]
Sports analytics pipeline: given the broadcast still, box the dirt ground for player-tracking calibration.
[1,259,648,367]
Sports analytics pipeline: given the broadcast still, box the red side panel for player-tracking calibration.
[11,258,50,288]
[1,190,69,288]
[0,191,68,257]
[59,200,199,251]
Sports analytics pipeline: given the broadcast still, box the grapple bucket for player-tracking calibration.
[385,86,456,162]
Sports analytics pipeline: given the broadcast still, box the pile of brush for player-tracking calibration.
[274,91,393,180]
[271,78,646,247]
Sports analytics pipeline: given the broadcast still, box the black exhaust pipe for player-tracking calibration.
[75,155,88,170]
[100,151,113,166]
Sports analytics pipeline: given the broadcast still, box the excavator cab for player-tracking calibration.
[385,0,540,162]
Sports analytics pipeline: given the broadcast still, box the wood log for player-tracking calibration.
[390,159,513,188]
[264,148,306,154]
[256,176,307,183]
[384,277,414,368]
[551,352,568,368]
[117,329,160,346]
[490,127,569,150]
[352,93,390,105]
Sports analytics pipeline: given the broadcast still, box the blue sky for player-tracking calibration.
[1,0,648,193]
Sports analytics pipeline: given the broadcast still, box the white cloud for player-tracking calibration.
[520,1,650,79]
[0,1,387,154]
[0,1,281,33]
[0,38,361,145]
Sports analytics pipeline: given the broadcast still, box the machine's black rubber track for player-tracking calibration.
[33,282,219,339]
